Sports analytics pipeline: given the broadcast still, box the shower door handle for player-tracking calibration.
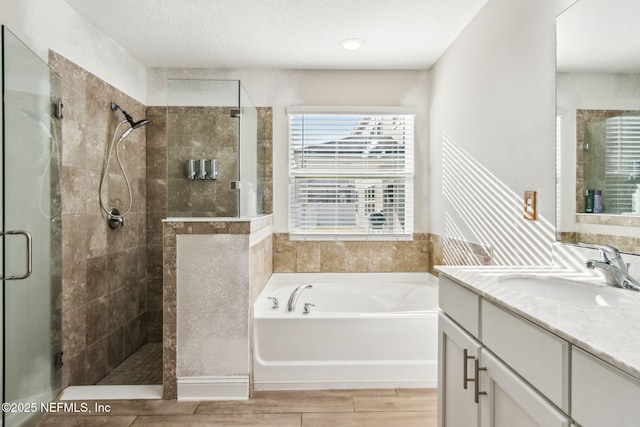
[1,230,33,280]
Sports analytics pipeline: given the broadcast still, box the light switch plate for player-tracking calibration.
[524,191,537,220]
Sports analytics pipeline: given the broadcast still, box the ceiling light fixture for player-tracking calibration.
[341,38,365,51]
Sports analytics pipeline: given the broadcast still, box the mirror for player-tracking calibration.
[556,0,640,251]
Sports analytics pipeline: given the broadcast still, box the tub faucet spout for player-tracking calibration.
[286,284,313,312]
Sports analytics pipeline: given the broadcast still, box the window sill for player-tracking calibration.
[288,234,413,242]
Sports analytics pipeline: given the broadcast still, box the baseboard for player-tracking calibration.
[253,379,435,391]
[177,376,249,401]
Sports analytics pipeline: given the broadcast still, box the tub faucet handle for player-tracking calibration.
[303,302,315,315]
[267,297,279,310]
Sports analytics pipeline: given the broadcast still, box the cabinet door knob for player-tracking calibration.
[463,348,476,390]
[474,358,487,403]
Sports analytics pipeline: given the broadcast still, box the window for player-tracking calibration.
[288,107,414,238]
[603,116,640,213]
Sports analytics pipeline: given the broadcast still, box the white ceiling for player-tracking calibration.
[63,0,487,70]
[557,0,640,73]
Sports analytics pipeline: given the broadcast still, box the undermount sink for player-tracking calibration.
[497,276,639,307]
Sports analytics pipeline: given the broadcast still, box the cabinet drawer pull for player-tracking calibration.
[463,348,475,389]
[474,359,487,403]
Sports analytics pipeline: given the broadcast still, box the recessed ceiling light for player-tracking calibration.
[341,38,365,51]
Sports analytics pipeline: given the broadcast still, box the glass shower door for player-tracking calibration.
[2,26,63,426]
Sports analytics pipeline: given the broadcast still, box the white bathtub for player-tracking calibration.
[252,273,438,391]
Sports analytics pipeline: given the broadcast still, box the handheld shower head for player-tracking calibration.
[111,102,150,130]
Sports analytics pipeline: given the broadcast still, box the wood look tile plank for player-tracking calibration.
[43,400,198,416]
[302,411,436,427]
[39,415,136,427]
[353,395,435,412]
[196,396,353,414]
[252,389,397,399]
[132,413,301,426]
[395,387,438,396]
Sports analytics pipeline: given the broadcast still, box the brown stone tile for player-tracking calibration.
[86,255,108,302]
[62,214,89,266]
[147,179,167,213]
[62,259,87,310]
[344,242,369,272]
[196,396,353,414]
[296,242,321,273]
[273,236,296,273]
[107,328,125,371]
[163,324,177,400]
[132,413,300,426]
[320,242,346,272]
[367,242,393,272]
[302,411,435,427]
[146,146,166,180]
[85,338,108,384]
[85,297,108,346]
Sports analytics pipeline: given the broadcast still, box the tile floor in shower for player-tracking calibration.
[98,343,163,385]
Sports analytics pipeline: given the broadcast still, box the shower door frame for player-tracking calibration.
[1,25,63,426]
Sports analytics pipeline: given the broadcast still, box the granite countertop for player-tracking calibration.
[437,265,640,380]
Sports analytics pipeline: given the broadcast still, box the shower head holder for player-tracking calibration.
[111,102,150,129]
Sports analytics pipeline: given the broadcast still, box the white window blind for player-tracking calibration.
[604,116,640,213]
[288,108,414,238]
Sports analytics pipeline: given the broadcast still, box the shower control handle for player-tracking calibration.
[0,230,33,280]
[267,297,279,309]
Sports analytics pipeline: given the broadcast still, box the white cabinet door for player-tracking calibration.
[572,347,640,427]
[438,313,482,427]
[478,349,572,427]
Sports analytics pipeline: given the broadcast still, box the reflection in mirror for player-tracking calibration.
[556,0,640,253]
[577,110,640,215]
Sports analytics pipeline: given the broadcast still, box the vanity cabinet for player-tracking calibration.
[438,313,481,427]
[439,275,571,427]
[572,347,640,427]
[478,348,572,427]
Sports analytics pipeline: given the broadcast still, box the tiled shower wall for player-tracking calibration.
[50,52,148,386]
[165,106,239,217]
[145,106,273,343]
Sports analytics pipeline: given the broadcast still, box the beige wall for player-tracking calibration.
[50,52,148,386]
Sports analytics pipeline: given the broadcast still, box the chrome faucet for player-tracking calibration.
[580,243,640,291]
[286,284,313,312]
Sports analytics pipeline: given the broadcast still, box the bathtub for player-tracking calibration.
[253,272,438,391]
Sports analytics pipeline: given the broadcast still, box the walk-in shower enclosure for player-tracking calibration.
[167,80,264,218]
[1,26,63,426]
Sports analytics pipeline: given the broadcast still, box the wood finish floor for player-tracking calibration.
[40,388,436,427]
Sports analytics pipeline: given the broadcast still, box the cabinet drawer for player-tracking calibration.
[439,275,480,338]
[481,300,569,411]
[572,347,640,427]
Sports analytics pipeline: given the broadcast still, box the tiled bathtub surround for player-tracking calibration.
[273,233,491,276]
[163,216,274,400]
[49,52,148,386]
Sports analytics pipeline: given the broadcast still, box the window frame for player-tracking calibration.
[287,106,415,241]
